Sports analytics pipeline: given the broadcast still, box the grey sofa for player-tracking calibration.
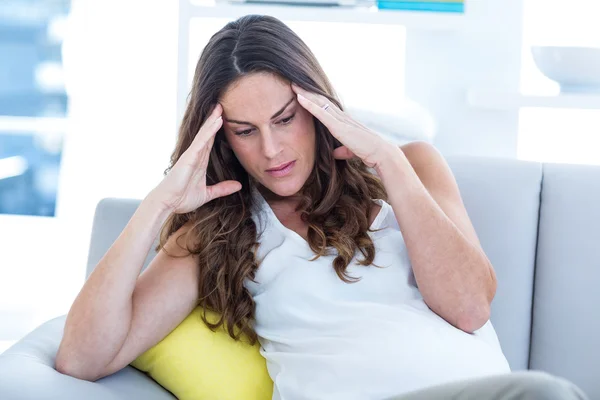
[0,156,598,399]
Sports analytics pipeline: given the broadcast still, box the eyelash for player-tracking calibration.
[235,113,296,137]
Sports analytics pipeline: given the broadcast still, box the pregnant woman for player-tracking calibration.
[55,14,587,400]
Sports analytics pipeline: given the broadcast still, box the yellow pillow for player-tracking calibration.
[130,307,273,400]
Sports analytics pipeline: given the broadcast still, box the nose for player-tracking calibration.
[261,129,283,160]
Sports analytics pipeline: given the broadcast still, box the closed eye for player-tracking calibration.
[235,128,253,137]
[279,114,295,125]
[234,113,295,136]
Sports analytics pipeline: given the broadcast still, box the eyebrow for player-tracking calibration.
[224,96,296,125]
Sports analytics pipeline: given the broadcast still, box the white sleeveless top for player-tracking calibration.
[246,192,511,400]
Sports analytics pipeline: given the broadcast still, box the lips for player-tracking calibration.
[266,161,296,177]
[267,161,294,172]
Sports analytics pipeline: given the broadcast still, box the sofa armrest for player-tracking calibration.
[0,315,175,400]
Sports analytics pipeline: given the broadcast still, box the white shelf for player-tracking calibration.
[0,116,68,135]
[467,89,600,110]
[185,2,466,30]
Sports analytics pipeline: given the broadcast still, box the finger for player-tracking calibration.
[320,101,345,124]
[193,104,223,143]
[180,116,222,169]
[190,111,223,152]
[196,127,219,167]
[291,83,329,107]
[202,103,223,135]
[291,83,347,122]
[205,180,242,203]
[296,93,339,131]
[327,103,346,121]
[333,145,355,160]
[317,101,364,133]
[206,103,223,124]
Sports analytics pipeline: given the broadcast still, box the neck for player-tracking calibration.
[256,185,303,211]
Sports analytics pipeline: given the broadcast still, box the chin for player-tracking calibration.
[260,176,307,198]
[266,182,304,197]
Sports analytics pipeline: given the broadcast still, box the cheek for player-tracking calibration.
[224,135,257,170]
[290,114,316,151]
[230,143,256,170]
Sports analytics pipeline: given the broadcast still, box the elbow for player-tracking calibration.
[455,301,491,334]
[55,353,104,382]
[456,261,497,333]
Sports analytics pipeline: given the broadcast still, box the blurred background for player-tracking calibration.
[0,0,598,352]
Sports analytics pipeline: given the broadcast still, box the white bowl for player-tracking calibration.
[532,46,600,94]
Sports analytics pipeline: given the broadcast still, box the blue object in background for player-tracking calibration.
[0,0,70,217]
[376,1,464,12]
[0,133,63,217]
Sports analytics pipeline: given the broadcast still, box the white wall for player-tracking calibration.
[405,0,524,158]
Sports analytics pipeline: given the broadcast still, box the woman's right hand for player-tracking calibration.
[150,104,242,214]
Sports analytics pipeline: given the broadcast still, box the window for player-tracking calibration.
[0,0,70,353]
[0,0,70,216]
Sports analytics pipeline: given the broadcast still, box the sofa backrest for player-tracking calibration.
[529,163,600,398]
[448,157,542,371]
[86,197,159,280]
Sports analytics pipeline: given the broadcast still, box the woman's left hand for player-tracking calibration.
[292,83,396,169]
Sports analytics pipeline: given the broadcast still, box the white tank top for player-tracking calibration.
[246,190,511,400]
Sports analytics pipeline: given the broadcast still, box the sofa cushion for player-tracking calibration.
[130,307,273,400]
[0,315,174,400]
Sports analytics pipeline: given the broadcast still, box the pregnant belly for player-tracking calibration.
[260,304,511,400]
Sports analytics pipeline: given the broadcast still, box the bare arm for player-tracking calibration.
[290,87,495,333]
[377,142,497,333]
[101,216,201,379]
[54,195,199,381]
[54,103,241,381]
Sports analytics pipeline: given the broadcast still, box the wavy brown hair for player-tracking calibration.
[157,15,387,343]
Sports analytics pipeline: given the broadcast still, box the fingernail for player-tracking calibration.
[297,93,306,101]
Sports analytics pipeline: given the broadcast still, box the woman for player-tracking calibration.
[54,15,587,400]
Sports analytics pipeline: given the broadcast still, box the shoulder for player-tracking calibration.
[399,141,453,191]
[400,141,444,173]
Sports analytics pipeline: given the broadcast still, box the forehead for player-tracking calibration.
[220,72,293,120]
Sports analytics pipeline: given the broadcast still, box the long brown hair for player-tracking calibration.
[158,15,387,343]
